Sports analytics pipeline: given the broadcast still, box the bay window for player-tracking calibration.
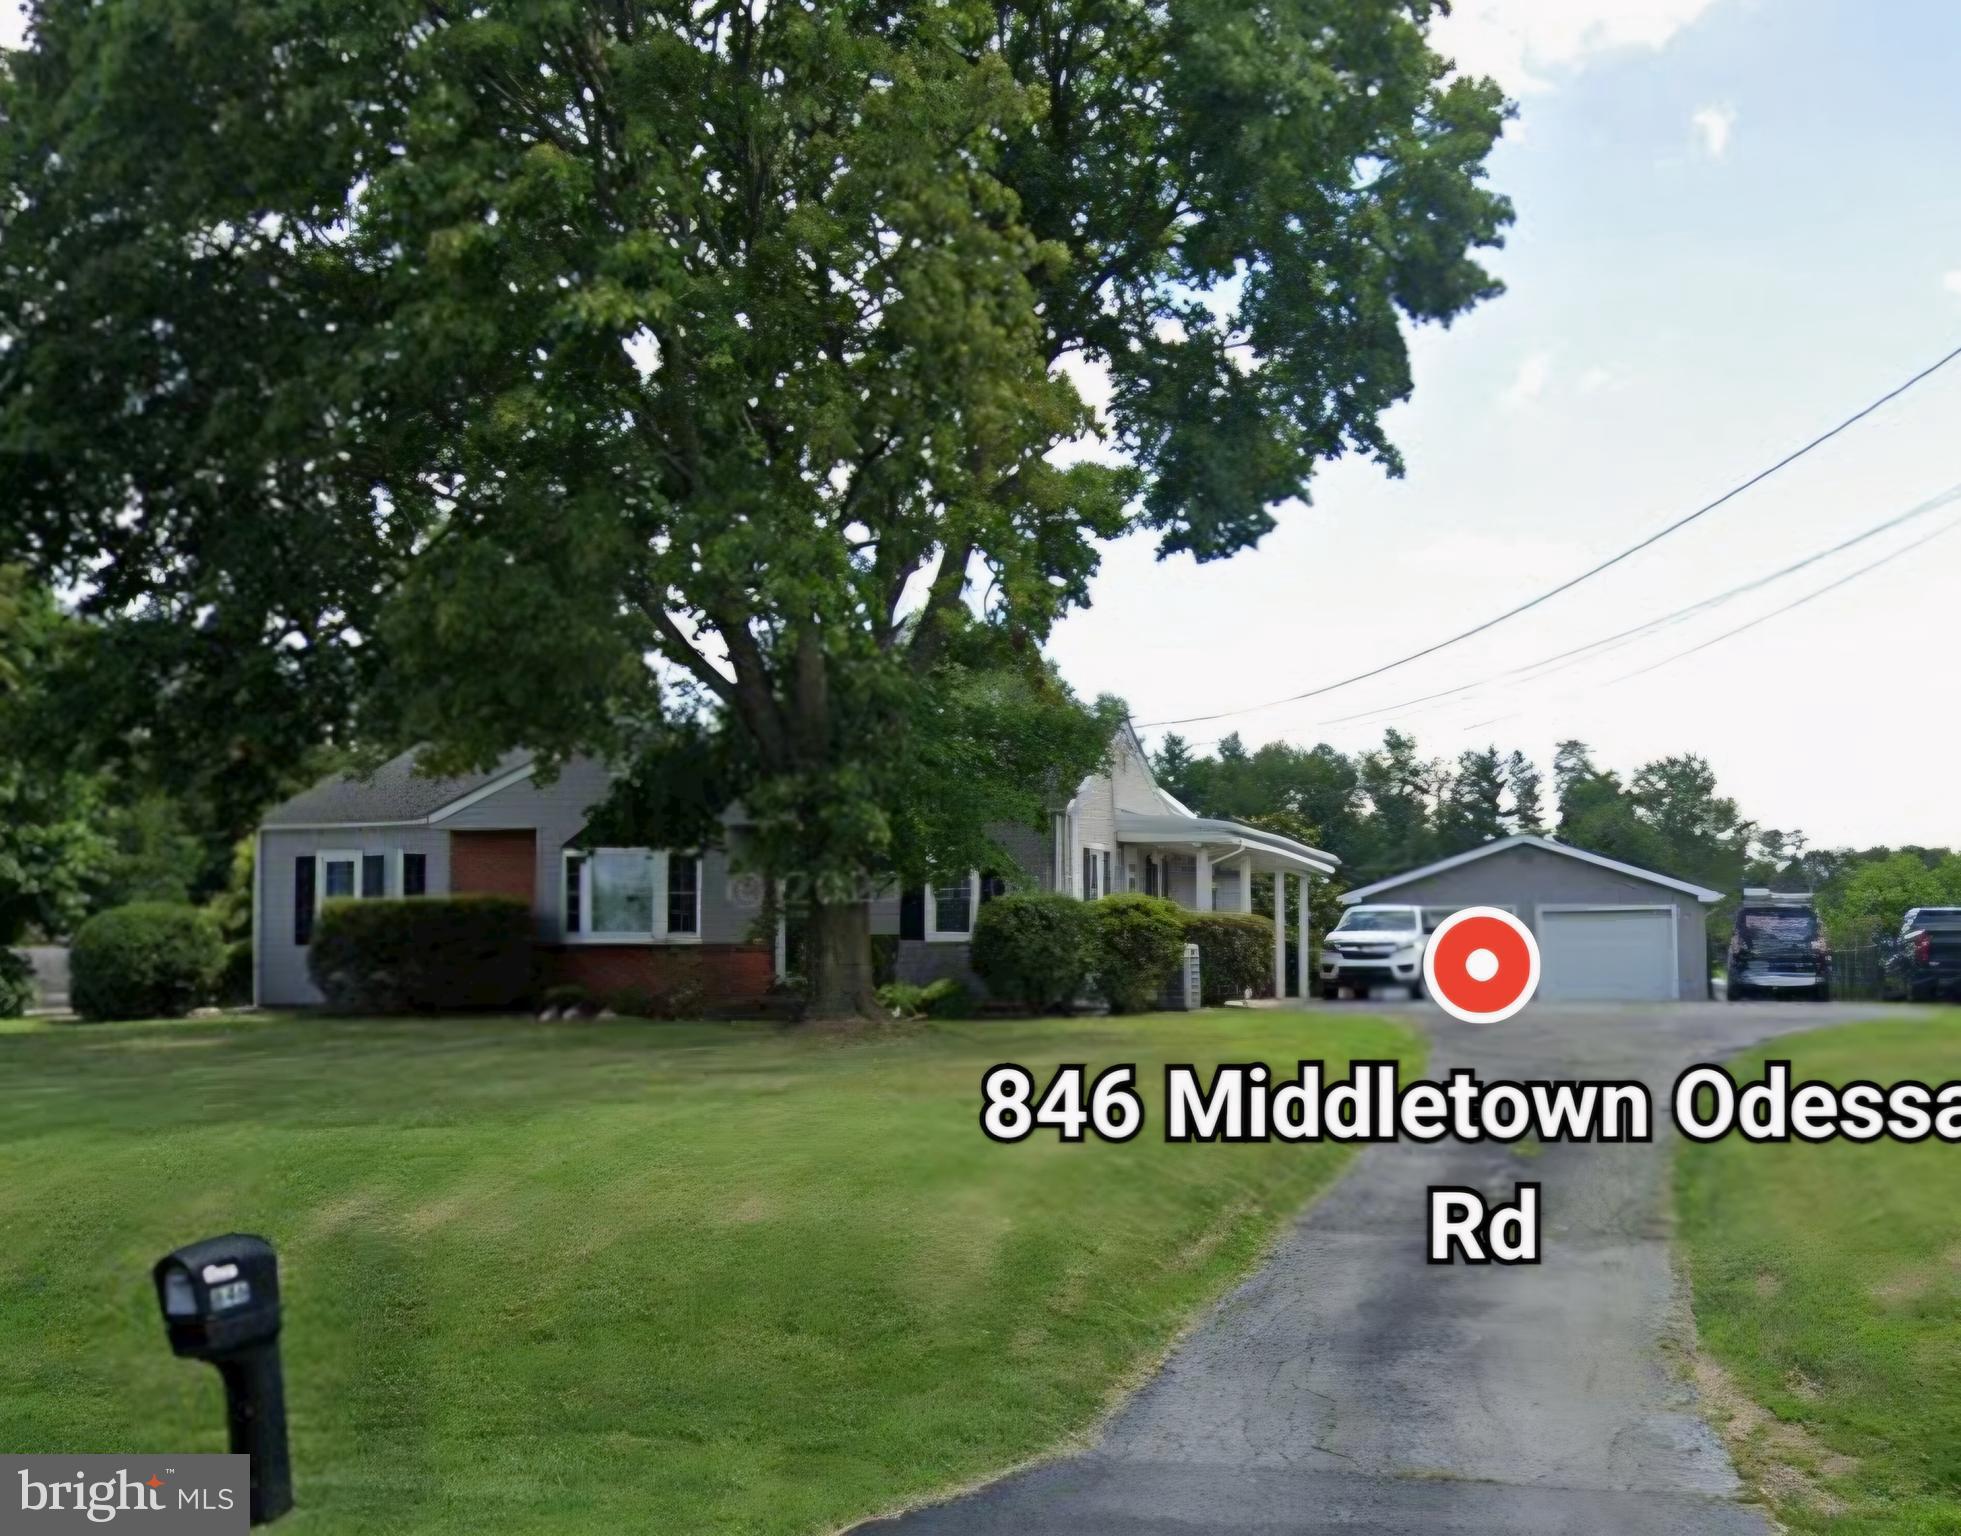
[562,848,703,943]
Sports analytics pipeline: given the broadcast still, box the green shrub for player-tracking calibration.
[216,939,254,1007]
[0,949,34,1018]
[1182,912,1274,1004]
[307,896,533,1014]
[1090,895,1185,1014]
[970,891,1094,1013]
[71,903,225,1021]
[877,981,928,1018]
[919,976,975,1019]
[605,986,665,1020]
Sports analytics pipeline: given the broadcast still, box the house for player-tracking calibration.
[252,725,1339,1009]
[1338,834,1721,1002]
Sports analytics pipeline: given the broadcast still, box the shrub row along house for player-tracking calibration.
[253,726,1339,1010]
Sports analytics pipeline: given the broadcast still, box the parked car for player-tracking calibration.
[1881,907,1961,1002]
[1728,889,1831,1002]
[1320,904,1427,1000]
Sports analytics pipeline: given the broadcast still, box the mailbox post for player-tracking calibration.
[153,1234,293,1525]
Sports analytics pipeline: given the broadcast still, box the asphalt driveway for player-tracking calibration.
[865,999,1890,1535]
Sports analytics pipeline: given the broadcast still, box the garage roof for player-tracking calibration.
[1339,834,1724,905]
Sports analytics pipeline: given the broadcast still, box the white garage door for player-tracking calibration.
[1537,907,1676,1001]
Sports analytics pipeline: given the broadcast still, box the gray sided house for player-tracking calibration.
[1340,835,1721,1002]
[873,725,1341,999]
[255,725,1339,1010]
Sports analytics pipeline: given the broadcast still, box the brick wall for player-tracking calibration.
[550,944,774,1007]
[449,830,538,905]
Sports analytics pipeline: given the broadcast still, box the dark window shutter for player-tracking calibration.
[979,870,1002,905]
[294,856,316,945]
[402,853,427,897]
[899,886,925,941]
[361,854,387,898]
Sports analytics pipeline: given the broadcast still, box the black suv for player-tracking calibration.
[1728,892,1831,1002]
[1881,908,1961,1002]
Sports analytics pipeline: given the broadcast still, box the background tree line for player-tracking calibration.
[1152,727,1961,952]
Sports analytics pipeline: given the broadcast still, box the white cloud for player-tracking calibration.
[1433,0,1729,93]
[1578,366,1616,395]
[1691,103,1737,159]
[1,4,24,49]
[1502,352,1554,410]
[1943,271,1961,299]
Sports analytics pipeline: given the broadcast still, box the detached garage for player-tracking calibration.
[1339,835,1721,1002]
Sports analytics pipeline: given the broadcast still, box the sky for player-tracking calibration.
[1044,0,1961,852]
[5,1,1958,849]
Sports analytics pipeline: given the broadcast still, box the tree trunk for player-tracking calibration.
[804,896,884,1023]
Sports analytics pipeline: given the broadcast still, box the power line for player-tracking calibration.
[1429,514,1961,737]
[1178,477,1961,751]
[1604,515,1961,684]
[1294,478,1961,733]
[1138,338,1961,730]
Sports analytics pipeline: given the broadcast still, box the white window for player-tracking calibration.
[1081,843,1109,901]
[926,872,979,941]
[318,850,359,906]
[562,849,703,943]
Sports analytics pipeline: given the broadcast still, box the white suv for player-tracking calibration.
[1320,905,1428,1000]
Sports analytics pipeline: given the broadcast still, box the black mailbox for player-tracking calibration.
[153,1235,293,1525]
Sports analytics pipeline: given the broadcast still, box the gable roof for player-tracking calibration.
[261,749,536,828]
[1338,834,1723,905]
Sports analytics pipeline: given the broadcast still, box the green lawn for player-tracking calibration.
[1675,1010,1961,1534]
[0,1008,1418,1534]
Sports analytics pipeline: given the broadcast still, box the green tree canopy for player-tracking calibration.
[2,0,1510,1015]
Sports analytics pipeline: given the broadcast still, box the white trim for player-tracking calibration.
[265,818,429,832]
[926,872,981,942]
[1533,902,1681,1001]
[251,829,264,1008]
[1339,834,1723,905]
[561,846,662,946]
[427,761,540,823]
[317,849,361,909]
[661,851,706,944]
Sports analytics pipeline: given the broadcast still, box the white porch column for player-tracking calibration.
[1195,849,1213,911]
[1238,860,1254,913]
[1297,874,1313,1003]
[773,892,789,982]
[1273,866,1287,1000]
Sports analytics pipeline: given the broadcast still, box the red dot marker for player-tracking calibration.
[1423,907,1541,1023]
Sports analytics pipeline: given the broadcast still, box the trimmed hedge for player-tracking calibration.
[1182,912,1274,1004]
[308,896,533,1014]
[1091,894,1185,1014]
[71,903,225,1021]
[0,948,34,1018]
[970,891,1095,1013]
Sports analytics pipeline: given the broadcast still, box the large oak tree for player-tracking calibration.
[1,0,1510,1017]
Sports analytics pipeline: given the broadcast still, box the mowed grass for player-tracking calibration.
[0,1008,1418,1534]
[1675,1010,1961,1534]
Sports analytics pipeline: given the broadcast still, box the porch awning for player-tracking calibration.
[1115,812,1339,877]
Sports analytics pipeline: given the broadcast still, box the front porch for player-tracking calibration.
[1116,812,1338,1001]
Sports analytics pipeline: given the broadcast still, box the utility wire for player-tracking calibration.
[1138,339,1961,730]
[1179,477,1961,751]
[1427,514,1961,737]
[1297,478,1961,732]
[1604,515,1961,684]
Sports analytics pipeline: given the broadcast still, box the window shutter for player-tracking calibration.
[361,854,387,898]
[900,887,925,941]
[294,856,316,945]
[979,870,1001,905]
[402,853,427,897]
